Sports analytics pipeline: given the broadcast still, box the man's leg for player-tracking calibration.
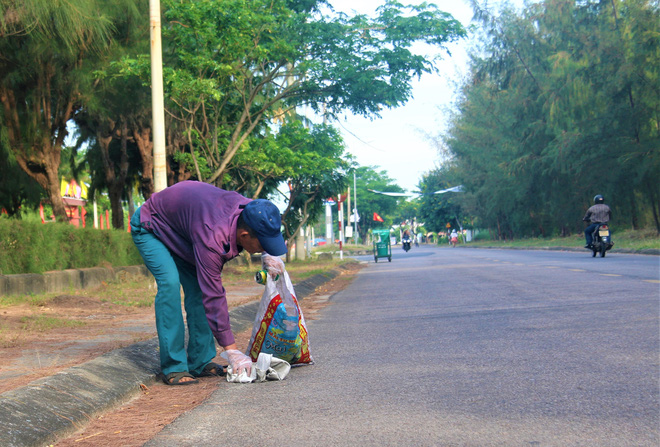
[131,210,189,377]
[174,258,217,376]
[584,223,597,246]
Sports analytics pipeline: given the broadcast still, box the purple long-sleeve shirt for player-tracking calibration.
[139,181,251,347]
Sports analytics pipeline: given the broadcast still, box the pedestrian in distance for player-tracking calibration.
[450,229,459,247]
[130,181,287,385]
[582,194,612,248]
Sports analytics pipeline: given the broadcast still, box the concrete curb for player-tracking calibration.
[0,265,152,297]
[0,255,256,297]
[0,263,354,447]
[0,339,160,447]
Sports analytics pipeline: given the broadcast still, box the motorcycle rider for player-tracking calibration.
[402,229,411,250]
[582,195,612,248]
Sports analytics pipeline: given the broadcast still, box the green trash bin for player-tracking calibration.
[372,229,392,263]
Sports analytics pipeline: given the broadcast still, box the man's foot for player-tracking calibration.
[162,371,199,386]
[584,244,591,249]
[194,362,226,377]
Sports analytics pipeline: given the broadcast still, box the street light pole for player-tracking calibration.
[150,0,167,192]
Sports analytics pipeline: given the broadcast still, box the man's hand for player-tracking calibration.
[262,254,285,278]
[223,349,253,376]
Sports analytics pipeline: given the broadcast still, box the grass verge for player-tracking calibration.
[0,258,355,311]
[463,228,659,251]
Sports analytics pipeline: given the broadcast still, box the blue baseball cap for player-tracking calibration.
[242,199,287,256]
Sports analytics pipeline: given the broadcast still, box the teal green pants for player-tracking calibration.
[130,207,216,376]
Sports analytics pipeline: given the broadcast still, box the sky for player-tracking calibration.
[324,0,521,192]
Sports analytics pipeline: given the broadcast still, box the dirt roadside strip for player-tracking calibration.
[0,263,353,447]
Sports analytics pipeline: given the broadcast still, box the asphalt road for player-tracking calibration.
[145,246,659,447]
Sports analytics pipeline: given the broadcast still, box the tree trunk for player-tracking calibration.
[538,224,545,237]
[131,123,155,200]
[46,156,67,222]
[0,87,67,221]
[629,189,639,230]
[646,179,660,234]
[16,139,66,221]
[98,118,130,230]
[108,184,123,229]
[114,120,130,229]
[127,185,135,222]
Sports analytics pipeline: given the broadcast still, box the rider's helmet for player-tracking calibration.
[593,194,604,204]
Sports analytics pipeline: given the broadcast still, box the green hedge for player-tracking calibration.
[0,219,142,275]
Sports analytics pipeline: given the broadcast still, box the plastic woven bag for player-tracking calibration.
[246,271,313,365]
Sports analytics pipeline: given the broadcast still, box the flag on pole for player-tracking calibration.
[373,212,384,222]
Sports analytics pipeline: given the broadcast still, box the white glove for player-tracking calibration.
[262,254,285,278]
[221,349,253,376]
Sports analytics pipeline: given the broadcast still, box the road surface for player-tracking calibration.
[145,246,659,446]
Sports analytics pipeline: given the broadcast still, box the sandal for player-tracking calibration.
[195,362,226,378]
[162,371,199,386]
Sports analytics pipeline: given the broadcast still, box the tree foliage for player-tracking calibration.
[72,4,151,229]
[0,0,467,232]
[0,122,42,216]
[353,166,405,240]
[444,0,660,238]
[275,121,351,260]
[115,0,465,191]
[0,0,143,221]
[417,165,466,233]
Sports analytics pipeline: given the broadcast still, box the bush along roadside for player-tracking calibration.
[0,219,142,275]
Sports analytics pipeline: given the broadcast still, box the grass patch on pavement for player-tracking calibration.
[223,257,353,283]
[93,278,156,308]
[104,296,154,308]
[284,258,354,281]
[0,320,18,348]
[19,315,86,332]
[0,293,57,308]
[313,243,372,253]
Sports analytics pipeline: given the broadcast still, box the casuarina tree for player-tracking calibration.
[0,0,143,221]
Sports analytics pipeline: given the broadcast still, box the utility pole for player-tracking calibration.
[347,186,351,244]
[150,0,167,192]
[353,171,358,244]
[338,199,344,260]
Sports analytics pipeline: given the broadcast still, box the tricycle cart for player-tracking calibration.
[372,229,391,263]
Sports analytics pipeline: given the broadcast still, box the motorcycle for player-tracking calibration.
[588,223,614,258]
[402,236,412,252]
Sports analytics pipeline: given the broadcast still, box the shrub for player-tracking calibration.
[472,231,492,241]
[0,219,142,275]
